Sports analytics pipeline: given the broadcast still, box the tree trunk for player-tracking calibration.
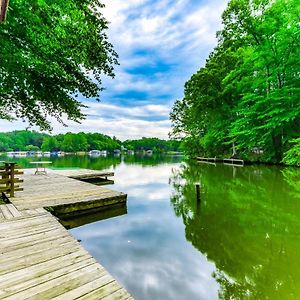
[272,133,283,162]
[0,0,9,22]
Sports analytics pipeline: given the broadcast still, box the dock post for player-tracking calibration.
[10,162,15,197]
[196,183,201,214]
[4,162,9,195]
[196,183,200,202]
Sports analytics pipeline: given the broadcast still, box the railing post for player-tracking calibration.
[4,162,10,195]
[10,162,16,197]
[196,183,200,203]
[1,162,22,198]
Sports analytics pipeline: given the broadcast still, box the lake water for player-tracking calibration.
[3,155,300,299]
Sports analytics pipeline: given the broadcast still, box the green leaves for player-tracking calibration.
[283,138,300,166]
[0,0,117,130]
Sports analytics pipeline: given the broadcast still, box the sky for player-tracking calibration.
[0,0,228,140]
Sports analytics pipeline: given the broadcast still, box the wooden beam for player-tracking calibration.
[0,0,9,22]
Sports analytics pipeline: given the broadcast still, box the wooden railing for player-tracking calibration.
[0,162,23,197]
[223,158,244,165]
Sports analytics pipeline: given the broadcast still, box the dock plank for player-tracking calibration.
[76,281,123,300]
[9,264,108,300]
[0,258,95,299]
[5,204,22,218]
[0,205,13,220]
[53,276,119,300]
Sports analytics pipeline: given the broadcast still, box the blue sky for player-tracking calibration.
[0,0,228,140]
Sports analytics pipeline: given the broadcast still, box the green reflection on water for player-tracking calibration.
[0,153,182,169]
[170,161,300,299]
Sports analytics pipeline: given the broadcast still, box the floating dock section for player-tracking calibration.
[223,158,244,166]
[0,168,132,299]
[197,157,218,162]
[197,157,244,166]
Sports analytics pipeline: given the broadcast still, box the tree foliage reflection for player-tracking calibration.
[170,161,300,299]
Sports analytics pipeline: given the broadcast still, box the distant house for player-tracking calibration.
[51,151,65,157]
[101,150,107,156]
[36,151,43,157]
[89,150,101,157]
[252,147,264,154]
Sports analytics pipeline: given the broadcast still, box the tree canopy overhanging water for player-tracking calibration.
[170,0,300,165]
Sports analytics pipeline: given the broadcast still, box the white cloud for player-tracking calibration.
[0,103,172,140]
[107,69,173,94]
[86,102,171,119]
[100,0,229,107]
[102,0,227,62]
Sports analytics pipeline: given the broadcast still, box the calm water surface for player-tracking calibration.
[5,155,300,299]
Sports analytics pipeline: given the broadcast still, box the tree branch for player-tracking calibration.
[0,0,9,22]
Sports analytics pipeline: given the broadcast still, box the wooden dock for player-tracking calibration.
[12,170,126,214]
[197,157,244,166]
[223,158,244,166]
[0,169,132,299]
[197,157,218,162]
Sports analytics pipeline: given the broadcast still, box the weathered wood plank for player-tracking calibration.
[0,242,85,275]
[0,178,23,184]
[1,230,70,254]
[0,208,4,219]
[0,252,93,292]
[0,214,54,230]
[0,238,76,262]
[0,205,13,219]
[101,287,132,300]
[5,204,22,218]
[75,281,123,300]
[0,223,61,241]
[5,264,108,300]
[0,258,96,299]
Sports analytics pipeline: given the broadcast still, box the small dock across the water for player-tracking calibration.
[197,157,244,166]
[0,168,132,299]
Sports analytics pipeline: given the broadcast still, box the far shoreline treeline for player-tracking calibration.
[0,130,182,153]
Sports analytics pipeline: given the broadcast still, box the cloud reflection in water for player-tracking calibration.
[70,162,219,300]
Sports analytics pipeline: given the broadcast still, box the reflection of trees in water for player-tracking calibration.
[170,161,300,299]
[1,155,121,170]
[53,156,121,170]
[0,154,182,170]
[281,168,300,200]
[123,154,182,166]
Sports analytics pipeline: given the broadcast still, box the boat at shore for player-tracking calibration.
[88,150,107,157]
[6,151,28,157]
[50,151,65,157]
[89,150,101,157]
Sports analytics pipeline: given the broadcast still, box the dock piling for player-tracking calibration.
[196,183,201,202]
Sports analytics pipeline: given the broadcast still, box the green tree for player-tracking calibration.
[41,136,59,152]
[170,0,300,164]
[170,45,238,156]
[61,133,88,152]
[283,138,300,166]
[223,0,300,162]
[0,0,117,130]
[24,145,40,151]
